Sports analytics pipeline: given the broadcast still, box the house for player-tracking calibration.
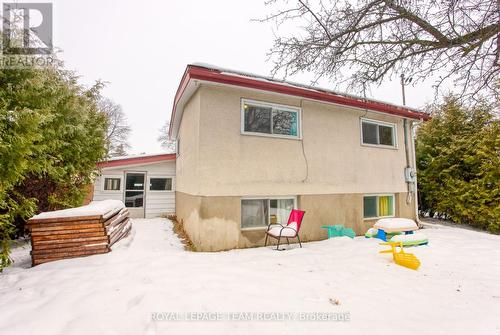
[92,153,176,218]
[169,63,430,251]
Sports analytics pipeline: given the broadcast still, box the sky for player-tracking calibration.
[47,0,443,154]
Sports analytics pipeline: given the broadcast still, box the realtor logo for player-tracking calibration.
[2,2,53,54]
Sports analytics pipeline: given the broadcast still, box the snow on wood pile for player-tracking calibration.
[26,200,131,266]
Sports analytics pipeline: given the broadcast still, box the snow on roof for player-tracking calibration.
[190,62,421,113]
[104,152,174,162]
[31,200,125,220]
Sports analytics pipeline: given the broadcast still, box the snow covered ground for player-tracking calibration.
[1,218,500,335]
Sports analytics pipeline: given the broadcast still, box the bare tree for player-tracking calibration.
[99,97,131,158]
[158,120,176,152]
[262,0,500,101]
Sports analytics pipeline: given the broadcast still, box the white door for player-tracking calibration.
[124,172,146,218]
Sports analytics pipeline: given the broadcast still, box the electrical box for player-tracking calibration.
[405,167,416,183]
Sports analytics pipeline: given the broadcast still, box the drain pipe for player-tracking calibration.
[401,74,417,220]
[403,119,412,205]
[410,120,421,224]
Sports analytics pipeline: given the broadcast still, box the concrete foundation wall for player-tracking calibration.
[176,191,416,251]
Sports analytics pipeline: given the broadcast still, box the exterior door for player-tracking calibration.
[124,172,146,218]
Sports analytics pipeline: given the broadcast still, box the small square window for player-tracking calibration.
[363,194,395,219]
[104,178,121,191]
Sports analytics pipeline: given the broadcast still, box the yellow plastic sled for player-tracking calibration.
[379,241,421,270]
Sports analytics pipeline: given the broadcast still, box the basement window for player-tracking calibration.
[241,197,296,229]
[361,118,397,148]
[242,99,301,139]
[363,194,395,219]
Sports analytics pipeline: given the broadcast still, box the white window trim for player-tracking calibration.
[101,175,123,192]
[147,175,175,192]
[241,98,302,140]
[360,118,398,149]
[363,193,396,220]
[240,196,297,231]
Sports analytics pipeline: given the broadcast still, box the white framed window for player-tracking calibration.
[102,176,122,192]
[241,99,301,139]
[360,118,397,148]
[363,194,395,219]
[148,176,174,192]
[241,196,296,230]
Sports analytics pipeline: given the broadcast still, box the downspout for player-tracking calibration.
[403,119,412,205]
[411,120,421,224]
[400,74,418,221]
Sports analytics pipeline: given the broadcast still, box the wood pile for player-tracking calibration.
[26,200,131,266]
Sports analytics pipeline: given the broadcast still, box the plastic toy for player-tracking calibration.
[321,225,355,238]
[390,233,428,246]
[373,218,419,241]
[379,241,421,270]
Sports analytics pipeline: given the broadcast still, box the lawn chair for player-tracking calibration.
[264,209,305,250]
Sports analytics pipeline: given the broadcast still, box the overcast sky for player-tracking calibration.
[50,0,442,154]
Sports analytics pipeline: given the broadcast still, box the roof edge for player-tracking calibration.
[169,64,430,138]
[97,153,176,169]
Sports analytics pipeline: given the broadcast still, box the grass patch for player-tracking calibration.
[167,215,196,251]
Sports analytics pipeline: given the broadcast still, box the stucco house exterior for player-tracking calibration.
[169,64,429,251]
[93,153,176,218]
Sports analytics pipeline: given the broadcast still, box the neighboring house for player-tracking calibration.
[169,63,430,251]
[93,153,176,218]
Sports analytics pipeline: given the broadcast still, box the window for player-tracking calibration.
[241,197,295,229]
[363,194,395,219]
[242,99,300,138]
[361,119,396,148]
[103,177,121,191]
[149,177,173,191]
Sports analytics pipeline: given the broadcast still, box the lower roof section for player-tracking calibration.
[97,153,176,169]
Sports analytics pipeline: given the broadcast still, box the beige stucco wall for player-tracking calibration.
[176,191,416,251]
[175,83,418,250]
[175,90,201,196]
[177,84,412,197]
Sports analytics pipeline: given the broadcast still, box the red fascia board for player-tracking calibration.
[169,67,192,138]
[169,66,430,136]
[97,154,176,168]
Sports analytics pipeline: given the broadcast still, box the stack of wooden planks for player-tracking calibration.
[26,200,131,266]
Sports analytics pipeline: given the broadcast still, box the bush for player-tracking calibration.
[0,67,107,270]
[416,97,500,233]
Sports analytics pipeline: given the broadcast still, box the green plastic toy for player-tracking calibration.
[321,225,355,238]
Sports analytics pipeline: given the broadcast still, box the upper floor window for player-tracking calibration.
[241,99,301,139]
[361,118,397,148]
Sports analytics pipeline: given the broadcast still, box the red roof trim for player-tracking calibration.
[97,153,176,168]
[169,65,430,137]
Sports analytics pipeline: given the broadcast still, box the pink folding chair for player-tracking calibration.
[264,209,305,250]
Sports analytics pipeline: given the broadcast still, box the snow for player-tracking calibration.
[1,218,500,335]
[30,200,125,220]
[267,222,298,237]
[373,218,419,232]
